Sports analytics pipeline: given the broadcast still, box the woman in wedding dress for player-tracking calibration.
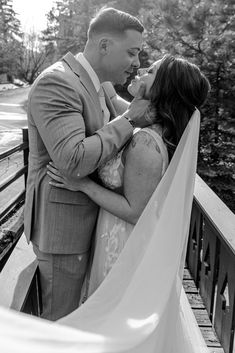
[47,54,210,302]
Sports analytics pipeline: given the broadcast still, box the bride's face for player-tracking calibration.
[127,59,162,99]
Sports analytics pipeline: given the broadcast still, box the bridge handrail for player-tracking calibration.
[0,128,28,268]
[188,175,235,353]
[194,175,235,254]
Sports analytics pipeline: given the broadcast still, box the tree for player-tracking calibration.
[139,0,235,212]
[0,0,23,80]
[41,0,148,62]
[42,0,107,60]
[18,31,53,84]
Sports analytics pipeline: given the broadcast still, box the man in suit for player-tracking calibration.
[24,7,150,320]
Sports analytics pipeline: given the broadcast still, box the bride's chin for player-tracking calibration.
[127,84,137,97]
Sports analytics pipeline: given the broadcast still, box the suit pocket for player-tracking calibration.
[49,187,90,205]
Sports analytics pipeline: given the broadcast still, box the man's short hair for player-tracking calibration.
[88,7,144,39]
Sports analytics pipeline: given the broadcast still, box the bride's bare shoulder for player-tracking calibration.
[128,127,162,154]
[122,128,163,172]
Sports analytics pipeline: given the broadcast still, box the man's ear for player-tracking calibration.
[99,38,111,55]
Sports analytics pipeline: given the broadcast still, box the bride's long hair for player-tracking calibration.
[149,55,210,160]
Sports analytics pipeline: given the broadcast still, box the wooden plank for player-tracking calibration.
[200,326,222,347]
[187,292,205,309]
[0,141,27,161]
[0,233,37,310]
[209,348,226,353]
[0,190,25,222]
[183,267,193,279]
[0,165,27,193]
[183,267,225,352]
[183,279,198,293]
[182,288,224,352]
[193,309,213,327]
[0,208,24,271]
[214,243,235,353]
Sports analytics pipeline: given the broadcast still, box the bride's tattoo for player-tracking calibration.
[130,131,161,153]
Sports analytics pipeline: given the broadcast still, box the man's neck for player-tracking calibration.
[83,50,105,83]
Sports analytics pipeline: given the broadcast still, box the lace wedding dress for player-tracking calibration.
[83,126,169,299]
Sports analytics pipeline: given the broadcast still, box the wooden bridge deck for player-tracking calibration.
[183,268,224,353]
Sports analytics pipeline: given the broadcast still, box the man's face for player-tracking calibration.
[100,29,143,85]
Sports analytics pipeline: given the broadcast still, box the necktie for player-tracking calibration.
[98,86,110,125]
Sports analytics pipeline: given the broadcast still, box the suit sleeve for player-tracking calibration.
[29,73,133,177]
[102,81,130,115]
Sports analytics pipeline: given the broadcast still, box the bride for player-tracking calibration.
[47,54,210,301]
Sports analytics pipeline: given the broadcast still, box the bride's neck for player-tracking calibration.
[147,123,163,136]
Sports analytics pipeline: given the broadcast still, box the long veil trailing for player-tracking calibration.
[0,109,209,353]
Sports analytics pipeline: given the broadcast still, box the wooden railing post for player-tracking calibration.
[214,242,235,353]
[22,128,29,187]
[187,201,203,286]
[199,220,220,321]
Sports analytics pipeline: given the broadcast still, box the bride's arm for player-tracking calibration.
[47,131,163,225]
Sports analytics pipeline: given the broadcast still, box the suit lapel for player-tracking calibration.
[62,52,117,125]
[62,52,102,116]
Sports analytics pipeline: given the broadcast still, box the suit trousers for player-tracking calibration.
[33,244,89,321]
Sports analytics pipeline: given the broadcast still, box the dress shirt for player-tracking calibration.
[76,53,110,124]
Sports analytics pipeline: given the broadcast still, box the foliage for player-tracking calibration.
[41,0,150,59]
[0,0,21,41]
[138,0,235,212]
[18,31,52,84]
[0,0,49,83]
[0,0,23,79]
[41,0,107,58]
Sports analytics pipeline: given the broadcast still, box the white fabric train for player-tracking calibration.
[0,109,209,353]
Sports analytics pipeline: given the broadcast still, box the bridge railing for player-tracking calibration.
[0,128,234,353]
[188,174,235,353]
[0,128,28,271]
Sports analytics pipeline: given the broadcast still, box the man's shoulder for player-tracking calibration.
[30,56,79,91]
[40,59,69,79]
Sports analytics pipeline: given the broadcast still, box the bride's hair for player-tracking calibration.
[149,55,210,159]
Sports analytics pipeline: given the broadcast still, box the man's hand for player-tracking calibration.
[47,162,91,192]
[123,83,154,128]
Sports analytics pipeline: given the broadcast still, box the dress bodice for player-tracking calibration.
[98,126,169,190]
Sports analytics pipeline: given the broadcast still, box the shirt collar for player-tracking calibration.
[76,53,100,93]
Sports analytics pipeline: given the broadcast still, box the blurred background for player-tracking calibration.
[0,0,234,213]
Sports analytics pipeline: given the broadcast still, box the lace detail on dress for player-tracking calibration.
[101,219,128,277]
[98,151,124,189]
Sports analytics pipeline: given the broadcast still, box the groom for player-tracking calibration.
[24,7,149,320]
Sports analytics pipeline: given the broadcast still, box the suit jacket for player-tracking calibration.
[24,52,133,254]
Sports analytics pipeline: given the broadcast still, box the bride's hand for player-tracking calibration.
[47,162,90,192]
